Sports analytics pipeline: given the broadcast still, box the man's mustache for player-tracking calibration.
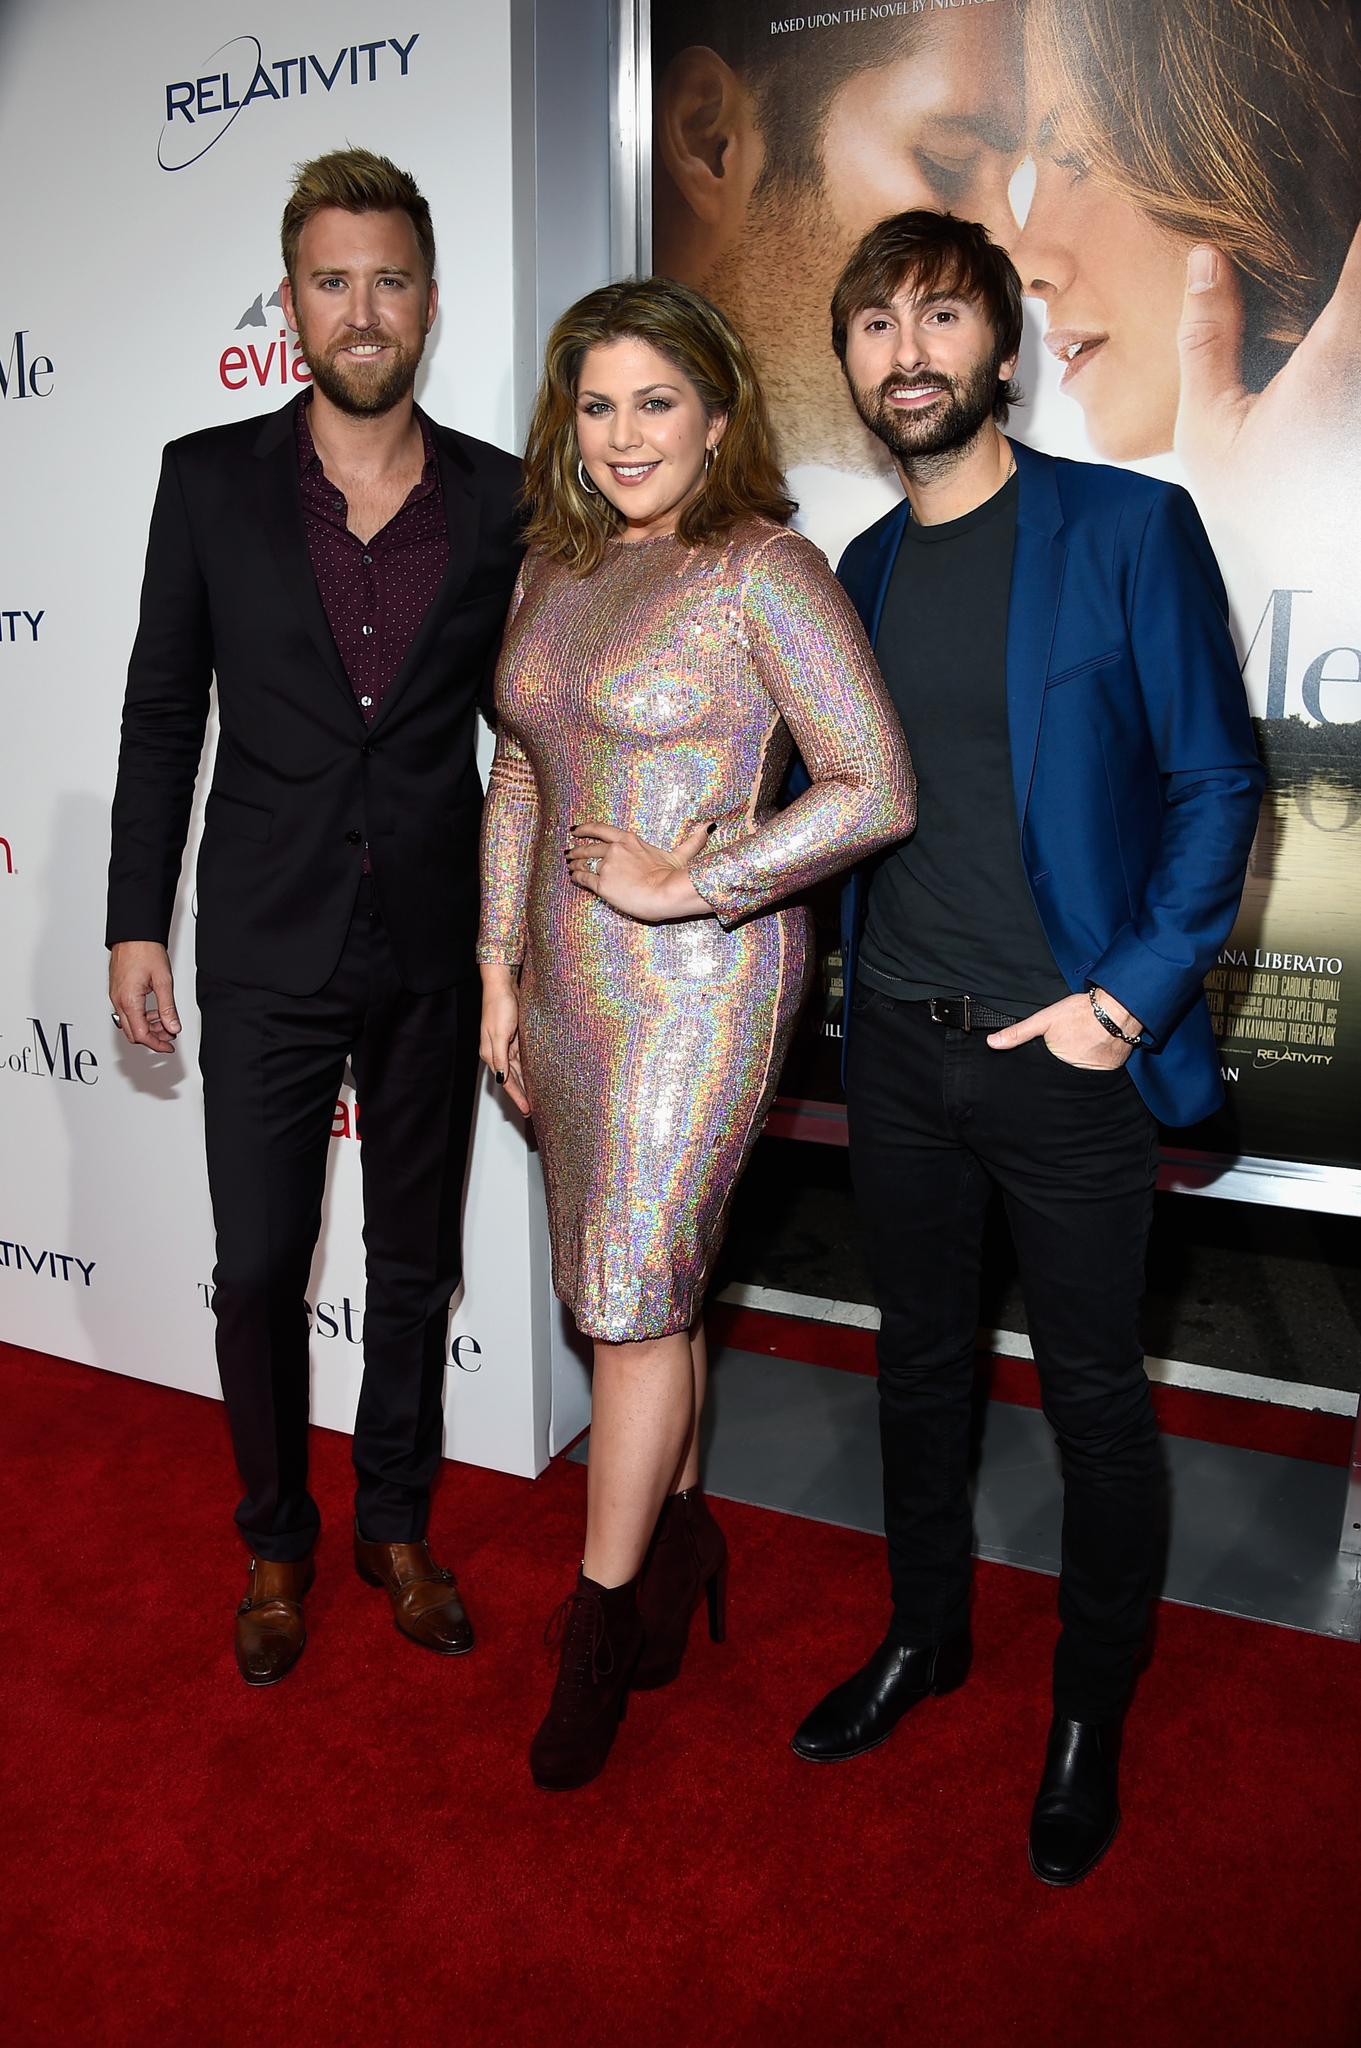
[322,329,410,360]
[873,371,958,405]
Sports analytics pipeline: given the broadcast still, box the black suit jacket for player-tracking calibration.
[106,399,523,993]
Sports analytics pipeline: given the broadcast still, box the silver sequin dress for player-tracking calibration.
[478,519,915,1342]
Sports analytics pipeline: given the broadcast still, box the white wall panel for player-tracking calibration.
[0,0,600,1477]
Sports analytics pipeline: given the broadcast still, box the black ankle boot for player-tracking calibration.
[791,1628,971,1762]
[529,1571,644,1791]
[634,1486,728,1690]
[1028,1715,1122,1885]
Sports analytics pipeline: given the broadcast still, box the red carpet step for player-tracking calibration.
[3,1341,1360,2048]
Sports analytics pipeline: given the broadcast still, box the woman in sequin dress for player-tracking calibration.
[478,279,915,1789]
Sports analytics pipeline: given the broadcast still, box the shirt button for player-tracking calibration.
[362,625,374,636]
[362,554,373,565]
[361,742,375,757]
[333,497,343,510]
[346,830,362,845]
[359,695,373,707]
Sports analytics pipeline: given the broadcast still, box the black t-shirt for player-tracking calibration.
[858,471,1069,1017]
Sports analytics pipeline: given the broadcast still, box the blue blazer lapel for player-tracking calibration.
[1005,440,1066,831]
[842,499,910,643]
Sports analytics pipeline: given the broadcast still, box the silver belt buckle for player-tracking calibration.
[928,996,971,1031]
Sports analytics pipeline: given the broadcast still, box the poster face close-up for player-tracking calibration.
[649,0,1361,1173]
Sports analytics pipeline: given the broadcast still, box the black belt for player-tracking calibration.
[924,996,1019,1033]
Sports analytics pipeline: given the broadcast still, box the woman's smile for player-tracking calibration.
[1044,328,1109,388]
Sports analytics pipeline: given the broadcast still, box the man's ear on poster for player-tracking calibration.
[655,45,765,230]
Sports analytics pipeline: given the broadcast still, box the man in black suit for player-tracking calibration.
[107,149,523,1687]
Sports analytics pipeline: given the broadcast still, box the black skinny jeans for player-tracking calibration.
[846,986,1162,1722]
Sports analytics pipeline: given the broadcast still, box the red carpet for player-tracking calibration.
[4,1341,1361,2048]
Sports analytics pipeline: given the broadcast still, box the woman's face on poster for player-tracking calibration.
[1010,110,1196,461]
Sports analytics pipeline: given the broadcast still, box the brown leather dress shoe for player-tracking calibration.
[234,1555,315,1687]
[353,1523,474,1654]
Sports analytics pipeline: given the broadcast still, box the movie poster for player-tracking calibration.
[649,0,1361,1171]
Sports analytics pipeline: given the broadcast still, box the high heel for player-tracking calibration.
[529,1570,643,1791]
[634,1485,729,1690]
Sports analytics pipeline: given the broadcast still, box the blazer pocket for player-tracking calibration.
[1045,648,1123,689]
[205,791,273,843]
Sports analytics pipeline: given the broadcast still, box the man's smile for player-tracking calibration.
[330,337,400,363]
[885,380,949,409]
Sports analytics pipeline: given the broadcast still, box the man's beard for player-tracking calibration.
[298,319,424,416]
[848,351,1000,479]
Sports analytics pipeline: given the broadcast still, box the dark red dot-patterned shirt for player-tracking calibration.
[295,392,450,726]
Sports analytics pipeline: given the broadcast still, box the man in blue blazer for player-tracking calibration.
[789,213,1263,1886]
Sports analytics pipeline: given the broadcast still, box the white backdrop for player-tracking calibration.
[0,0,597,1475]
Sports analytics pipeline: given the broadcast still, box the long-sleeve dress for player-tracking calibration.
[478,517,915,1342]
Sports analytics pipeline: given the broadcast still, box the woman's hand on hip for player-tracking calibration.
[479,964,530,1115]
[566,820,712,922]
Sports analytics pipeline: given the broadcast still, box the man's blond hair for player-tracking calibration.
[281,147,435,283]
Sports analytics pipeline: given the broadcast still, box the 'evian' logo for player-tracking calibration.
[220,284,311,392]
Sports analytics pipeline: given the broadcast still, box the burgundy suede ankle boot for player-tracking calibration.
[529,1570,644,1791]
[633,1485,728,1690]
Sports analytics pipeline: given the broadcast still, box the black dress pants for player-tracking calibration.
[845,986,1162,1722]
[198,878,481,1563]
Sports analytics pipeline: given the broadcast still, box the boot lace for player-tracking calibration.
[544,1588,615,1690]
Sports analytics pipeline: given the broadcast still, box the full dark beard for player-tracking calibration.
[849,352,1000,479]
[299,322,423,417]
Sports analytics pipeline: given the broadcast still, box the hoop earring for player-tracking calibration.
[577,458,601,497]
[704,447,714,474]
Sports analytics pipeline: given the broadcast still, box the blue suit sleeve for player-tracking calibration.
[1087,487,1264,1041]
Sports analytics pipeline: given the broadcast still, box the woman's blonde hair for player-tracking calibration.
[1026,0,1361,387]
[521,276,795,576]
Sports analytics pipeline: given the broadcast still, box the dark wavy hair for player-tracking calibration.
[520,276,796,576]
[831,212,1025,425]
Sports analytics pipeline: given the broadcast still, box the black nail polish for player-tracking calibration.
[495,1070,505,1084]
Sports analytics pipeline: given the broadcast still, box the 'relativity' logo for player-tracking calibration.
[1,1018,99,1083]
[0,1242,95,1285]
[1,609,44,644]
[159,34,420,171]
[1,331,54,400]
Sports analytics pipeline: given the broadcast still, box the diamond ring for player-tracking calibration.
[586,856,602,876]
